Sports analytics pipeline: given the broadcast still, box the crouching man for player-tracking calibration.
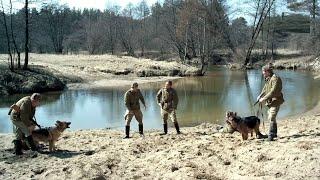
[9,93,41,155]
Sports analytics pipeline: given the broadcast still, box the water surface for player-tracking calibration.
[0,67,319,133]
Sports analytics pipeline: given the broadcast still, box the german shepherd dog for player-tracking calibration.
[225,111,265,140]
[32,121,71,152]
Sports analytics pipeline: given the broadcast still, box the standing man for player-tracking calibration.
[9,93,41,155]
[257,64,284,141]
[124,82,146,138]
[156,81,180,135]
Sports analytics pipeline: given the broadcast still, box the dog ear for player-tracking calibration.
[226,111,231,117]
[234,112,237,117]
[56,120,62,124]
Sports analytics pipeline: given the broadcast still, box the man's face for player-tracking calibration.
[32,100,40,108]
[165,82,171,89]
[132,86,138,92]
[262,69,270,78]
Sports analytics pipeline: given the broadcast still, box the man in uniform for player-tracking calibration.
[9,93,41,155]
[124,82,146,138]
[257,64,284,141]
[156,81,180,135]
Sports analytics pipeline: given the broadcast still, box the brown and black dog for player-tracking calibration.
[32,121,71,152]
[226,111,265,140]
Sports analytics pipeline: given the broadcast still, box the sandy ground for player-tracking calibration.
[0,53,319,179]
[0,54,200,90]
[0,102,319,180]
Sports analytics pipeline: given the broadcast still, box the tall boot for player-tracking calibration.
[139,124,144,136]
[274,123,278,138]
[124,126,130,139]
[268,122,277,141]
[13,140,23,155]
[256,132,268,139]
[174,122,181,134]
[160,124,168,135]
[26,136,38,151]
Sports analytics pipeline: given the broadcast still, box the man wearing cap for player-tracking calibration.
[257,64,284,141]
[9,93,41,155]
[156,81,181,135]
[124,82,146,138]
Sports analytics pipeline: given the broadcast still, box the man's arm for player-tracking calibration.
[262,77,282,100]
[173,89,179,109]
[19,100,33,126]
[156,89,162,104]
[124,92,132,110]
[138,90,146,108]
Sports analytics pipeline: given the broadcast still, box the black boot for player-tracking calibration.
[160,124,168,135]
[256,132,268,139]
[274,123,278,138]
[124,126,130,139]
[139,124,144,136]
[174,122,181,134]
[13,140,23,155]
[26,136,38,151]
[268,122,277,141]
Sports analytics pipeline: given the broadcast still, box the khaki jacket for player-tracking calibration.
[156,88,179,110]
[10,96,35,126]
[124,89,146,111]
[260,74,285,107]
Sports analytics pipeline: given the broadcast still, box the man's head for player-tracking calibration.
[31,93,41,107]
[165,81,173,89]
[262,64,273,78]
[131,82,139,91]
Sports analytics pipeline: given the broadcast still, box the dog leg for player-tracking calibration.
[49,141,53,152]
[52,141,56,151]
[241,133,248,140]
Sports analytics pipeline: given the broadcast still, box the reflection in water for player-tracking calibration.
[0,67,319,133]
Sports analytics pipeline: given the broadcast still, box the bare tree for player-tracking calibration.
[9,0,21,68]
[136,0,150,56]
[23,0,29,69]
[1,0,13,70]
[244,0,275,66]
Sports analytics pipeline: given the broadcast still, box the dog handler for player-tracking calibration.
[257,64,284,141]
[9,93,41,155]
[123,82,146,138]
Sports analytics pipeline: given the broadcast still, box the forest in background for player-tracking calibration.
[0,0,319,70]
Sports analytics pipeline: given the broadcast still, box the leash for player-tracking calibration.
[255,102,265,132]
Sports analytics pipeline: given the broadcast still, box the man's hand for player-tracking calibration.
[259,97,266,103]
[128,110,134,114]
[256,95,261,102]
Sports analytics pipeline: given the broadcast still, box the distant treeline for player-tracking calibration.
[0,0,318,64]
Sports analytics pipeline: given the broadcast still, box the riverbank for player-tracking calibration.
[0,55,319,179]
[227,50,320,75]
[0,104,319,179]
[0,54,202,95]
[0,64,66,96]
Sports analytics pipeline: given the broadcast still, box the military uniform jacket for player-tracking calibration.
[124,89,145,111]
[11,96,35,126]
[261,74,285,107]
[156,88,179,110]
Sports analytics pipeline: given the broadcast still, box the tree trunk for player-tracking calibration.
[1,0,13,70]
[244,0,275,66]
[10,0,20,69]
[23,0,29,70]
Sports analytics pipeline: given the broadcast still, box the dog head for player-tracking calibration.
[225,111,240,129]
[55,120,71,131]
